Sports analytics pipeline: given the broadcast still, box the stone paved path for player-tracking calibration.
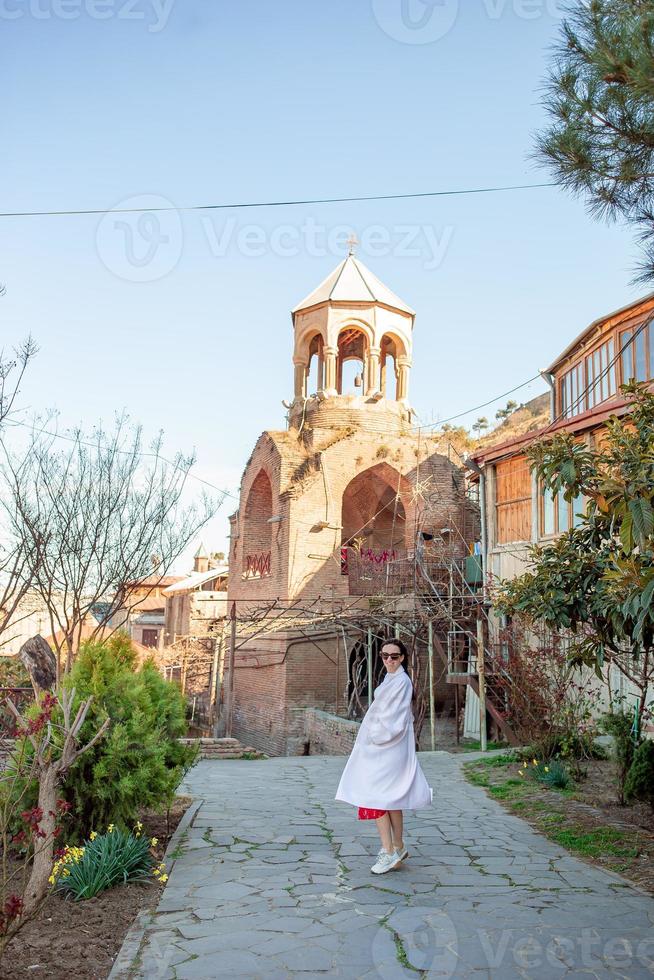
[128,754,654,978]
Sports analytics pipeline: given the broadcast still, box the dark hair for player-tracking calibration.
[380,638,408,659]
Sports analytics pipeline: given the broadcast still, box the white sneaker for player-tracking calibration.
[371,850,401,874]
[393,845,409,866]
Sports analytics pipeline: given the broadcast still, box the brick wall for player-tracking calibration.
[231,635,289,755]
[304,707,360,755]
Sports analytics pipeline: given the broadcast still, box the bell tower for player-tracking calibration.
[289,246,415,429]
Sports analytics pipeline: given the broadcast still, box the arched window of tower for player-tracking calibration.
[381,335,399,400]
[306,333,324,395]
[337,327,367,395]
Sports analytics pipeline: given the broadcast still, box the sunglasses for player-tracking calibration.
[381,652,402,661]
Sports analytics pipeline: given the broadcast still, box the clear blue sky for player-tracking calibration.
[1,0,645,559]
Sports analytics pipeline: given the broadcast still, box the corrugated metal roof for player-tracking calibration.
[292,255,415,316]
[163,565,229,595]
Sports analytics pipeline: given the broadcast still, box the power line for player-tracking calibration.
[0,181,556,219]
[472,316,654,466]
[411,374,543,432]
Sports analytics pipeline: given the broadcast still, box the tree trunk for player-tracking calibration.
[22,765,60,917]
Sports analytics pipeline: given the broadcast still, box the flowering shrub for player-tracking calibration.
[52,824,161,901]
[0,686,108,958]
[518,757,571,789]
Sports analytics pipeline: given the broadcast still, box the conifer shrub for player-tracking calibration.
[11,635,197,839]
[600,710,639,805]
[624,740,654,812]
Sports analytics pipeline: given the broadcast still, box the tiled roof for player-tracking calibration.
[292,255,415,316]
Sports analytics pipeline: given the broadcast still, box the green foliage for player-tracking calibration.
[61,637,197,836]
[55,830,153,901]
[495,384,654,732]
[11,636,197,839]
[0,657,30,687]
[600,710,639,804]
[535,0,654,282]
[624,739,654,810]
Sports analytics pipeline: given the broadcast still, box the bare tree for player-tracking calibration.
[1,415,218,674]
[0,337,39,652]
[0,336,37,429]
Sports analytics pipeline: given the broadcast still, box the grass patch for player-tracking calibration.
[476,753,517,768]
[463,759,651,891]
[551,826,639,860]
[461,739,507,752]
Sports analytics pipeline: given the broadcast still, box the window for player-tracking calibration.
[560,362,585,418]
[142,629,158,648]
[585,338,616,411]
[561,338,618,418]
[540,486,586,536]
[621,323,651,383]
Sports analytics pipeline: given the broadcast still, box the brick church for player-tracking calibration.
[227,249,477,755]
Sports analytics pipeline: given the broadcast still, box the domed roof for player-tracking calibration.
[292,255,415,317]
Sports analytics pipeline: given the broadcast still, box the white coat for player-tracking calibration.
[335,665,433,811]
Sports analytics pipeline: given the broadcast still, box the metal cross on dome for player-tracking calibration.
[346,233,358,255]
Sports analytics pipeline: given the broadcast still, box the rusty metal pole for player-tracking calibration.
[225,602,237,738]
[476,616,487,752]
[427,620,435,751]
[367,627,373,707]
[211,628,225,739]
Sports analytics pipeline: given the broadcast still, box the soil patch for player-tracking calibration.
[464,754,654,894]
[3,795,192,980]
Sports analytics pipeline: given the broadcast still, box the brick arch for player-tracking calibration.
[242,468,273,578]
[341,462,409,551]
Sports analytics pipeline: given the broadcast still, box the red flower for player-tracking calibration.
[3,895,24,921]
[56,799,72,814]
[20,807,43,828]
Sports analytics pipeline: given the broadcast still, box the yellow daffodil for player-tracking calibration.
[159,874,168,883]
[544,767,550,773]
[150,837,158,847]
[89,831,97,841]
[532,759,537,766]
[107,824,115,834]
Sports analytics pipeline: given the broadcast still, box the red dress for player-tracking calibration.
[357,807,387,820]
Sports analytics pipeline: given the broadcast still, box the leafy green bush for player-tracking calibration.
[11,635,197,839]
[624,740,654,812]
[53,829,156,900]
[600,710,639,805]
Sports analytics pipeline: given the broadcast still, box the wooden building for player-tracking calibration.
[467,292,654,735]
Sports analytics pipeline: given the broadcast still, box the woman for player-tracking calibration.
[335,638,433,874]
